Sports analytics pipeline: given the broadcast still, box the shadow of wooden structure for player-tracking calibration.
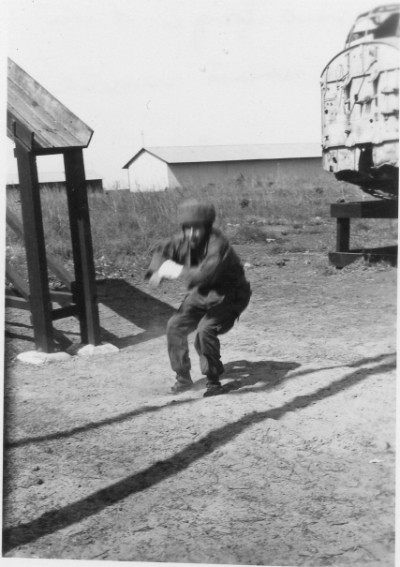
[6,58,101,352]
[329,199,398,267]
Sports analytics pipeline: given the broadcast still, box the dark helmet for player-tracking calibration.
[177,199,216,226]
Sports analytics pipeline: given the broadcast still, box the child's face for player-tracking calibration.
[183,224,208,248]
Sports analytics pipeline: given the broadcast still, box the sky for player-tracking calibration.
[4,0,377,188]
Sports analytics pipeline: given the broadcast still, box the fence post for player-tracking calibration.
[64,149,101,345]
[14,143,55,352]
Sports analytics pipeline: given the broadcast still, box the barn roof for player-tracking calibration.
[123,143,322,168]
[7,58,93,152]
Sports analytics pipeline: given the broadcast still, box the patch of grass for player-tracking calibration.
[5,176,397,278]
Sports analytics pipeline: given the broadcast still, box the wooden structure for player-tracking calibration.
[6,172,104,193]
[329,200,398,267]
[6,58,101,352]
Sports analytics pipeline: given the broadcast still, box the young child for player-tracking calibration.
[146,199,251,397]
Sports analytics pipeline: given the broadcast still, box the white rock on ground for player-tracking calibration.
[76,343,120,357]
[17,351,72,365]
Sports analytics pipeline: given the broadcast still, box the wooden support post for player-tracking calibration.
[14,143,55,352]
[336,217,350,252]
[64,149,101,345]
[329,200,398,267]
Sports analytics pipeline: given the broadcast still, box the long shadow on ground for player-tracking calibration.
[5,279,176,353]
[2,353,395,554]
[95,278,176,348]
[220,352,396,394]
[4,352,392,450]
[4,360,298,449]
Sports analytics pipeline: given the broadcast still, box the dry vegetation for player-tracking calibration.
[6,173,398,282]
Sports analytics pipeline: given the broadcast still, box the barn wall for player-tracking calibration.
[128,152,169,191]
[167,158,323,188]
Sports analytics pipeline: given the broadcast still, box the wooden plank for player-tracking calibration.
[64,149,101,345]
[7,81,82,148]
[51,305,79,321]
[8,58,93,147]
[6,275,76,314]
[7,58,93,150]
[5,261,30,300]
[5,296,30,310]
[330,200,398,219]
[6,269,74,305]
[329,246,398,268]
[49,290,74,305]
[15,143,55,352]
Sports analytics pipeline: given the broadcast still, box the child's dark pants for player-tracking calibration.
[166,288,251,384]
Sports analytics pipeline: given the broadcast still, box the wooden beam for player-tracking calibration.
[49,290,74,305]
[6,285,76,319]
[64,149,101,345]
[329,246,397,268]
[5,296,30,310]
[51,305,79,321]
[14,143,55,352]
[330,200,398,219]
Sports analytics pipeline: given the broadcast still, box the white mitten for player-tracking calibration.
[158,260,184,280]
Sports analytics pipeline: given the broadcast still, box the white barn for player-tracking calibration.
[122,143,323,192]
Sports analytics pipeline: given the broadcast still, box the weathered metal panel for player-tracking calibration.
[321,22,399,198]
[321,42,399,154]
[7,58,93,150]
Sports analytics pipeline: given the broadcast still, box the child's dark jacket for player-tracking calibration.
[146,228,251,309]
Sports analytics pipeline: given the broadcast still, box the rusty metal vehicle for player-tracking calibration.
[321,4,399,199]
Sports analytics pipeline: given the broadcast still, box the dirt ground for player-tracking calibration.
[2,245,397,566]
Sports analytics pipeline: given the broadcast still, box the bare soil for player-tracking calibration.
[2,246,397,566]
